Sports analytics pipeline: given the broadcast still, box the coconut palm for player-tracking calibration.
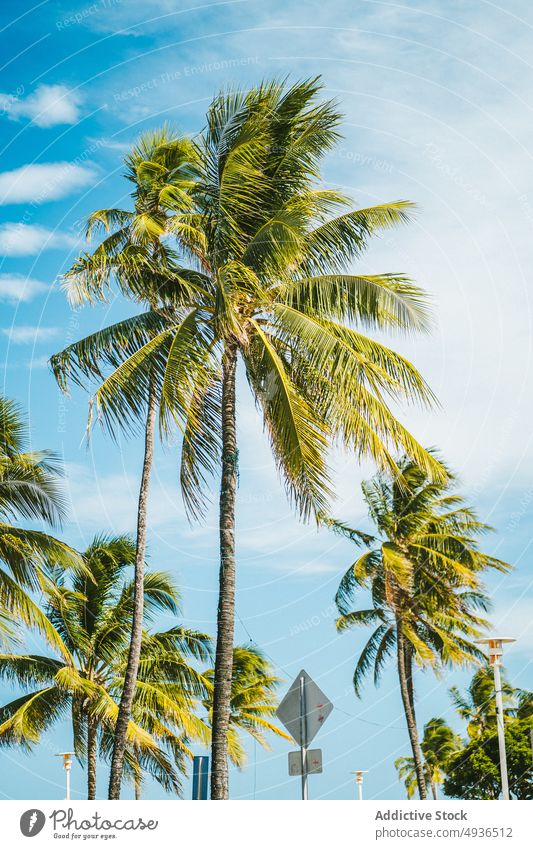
[0,533,211,798]
[395,717,461,799]
[52,79,443,798]
[0,395,82,654]
[334,457,510,798]
[50,129,203,799]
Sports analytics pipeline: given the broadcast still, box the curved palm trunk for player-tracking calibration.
[87,714,97,800]
[210,340,238,800]
[396,623,427,799]
[108,378,157,800]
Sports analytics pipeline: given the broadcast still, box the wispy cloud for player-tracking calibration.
[63,463,183,534]
[0,84,81,128]
[2,325,61,344]
[0,223,77,256]
[0,163,96,206]
[0,273,50,302]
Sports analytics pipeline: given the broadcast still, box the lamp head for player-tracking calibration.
[475,637,515,665]
[55,752,75,769]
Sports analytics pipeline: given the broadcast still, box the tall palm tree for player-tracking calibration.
[52,79,443,798]
[395,717,461,799]
[0,395,82,653]
[334,457,510,798]
[0,533,211,798]
[50,129,202,799]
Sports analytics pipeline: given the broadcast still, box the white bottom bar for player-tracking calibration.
[6,800,531,848]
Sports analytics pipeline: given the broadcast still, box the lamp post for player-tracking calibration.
[351,770,368,800]
[475,637,515,800]
[55,752,75,800]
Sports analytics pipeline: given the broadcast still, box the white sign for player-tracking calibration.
[288,749,323,776]
[276,669,333,746]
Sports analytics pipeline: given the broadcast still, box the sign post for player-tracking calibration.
[299,673,308,800]
[276,669,333,800]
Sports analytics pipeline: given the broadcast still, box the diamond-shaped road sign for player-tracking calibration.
[288,749,323,776]
[276,669,333,746]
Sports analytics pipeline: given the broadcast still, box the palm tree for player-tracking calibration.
[0,395,82,653]
[334,457,510,798]
[396,717,461,799]
[0,533,211,798]
[50,129,202,799]
[449,665,522,739]
[203,645,291,768]
[422,718,462,799]
[52,79,444,798]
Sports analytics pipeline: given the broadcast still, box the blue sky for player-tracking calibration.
[0,0,532,800]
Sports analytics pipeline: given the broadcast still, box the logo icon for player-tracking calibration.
[20,809,46,837]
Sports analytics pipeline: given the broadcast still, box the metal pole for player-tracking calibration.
[299,674,308,800]
[353,770,367,800]
[66,762,71,801]
[493,660,510,800]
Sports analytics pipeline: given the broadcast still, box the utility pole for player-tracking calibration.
[476,637,515,800]
[55,752,75,800]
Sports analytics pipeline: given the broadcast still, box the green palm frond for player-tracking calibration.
[334,455,511,697]
[0,686,68,748]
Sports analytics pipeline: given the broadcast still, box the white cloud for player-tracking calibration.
[0,162,96,206]
[0,84,81,128]
[2,326,60,344]
[63,463,183,535]
[0,273,50,302]
[0,223,77,256]
[85,136,131,153]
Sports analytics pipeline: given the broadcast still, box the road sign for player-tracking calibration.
[192,756,209,800]
[288,749,322,776]
[276,669,333,746]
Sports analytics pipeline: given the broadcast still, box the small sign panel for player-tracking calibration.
[288,749,323,776]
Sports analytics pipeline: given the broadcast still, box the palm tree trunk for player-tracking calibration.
[405,642,416,722]
[87,714,97,800]
[134,747,142,800]
[396,623,427,799]
[108,377,157,800]
[210,340,238,801]
[431,782,438,800]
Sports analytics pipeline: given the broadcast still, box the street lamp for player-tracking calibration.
[475,637,516,800]
[351,770,368,800]
[55,752,75,800]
